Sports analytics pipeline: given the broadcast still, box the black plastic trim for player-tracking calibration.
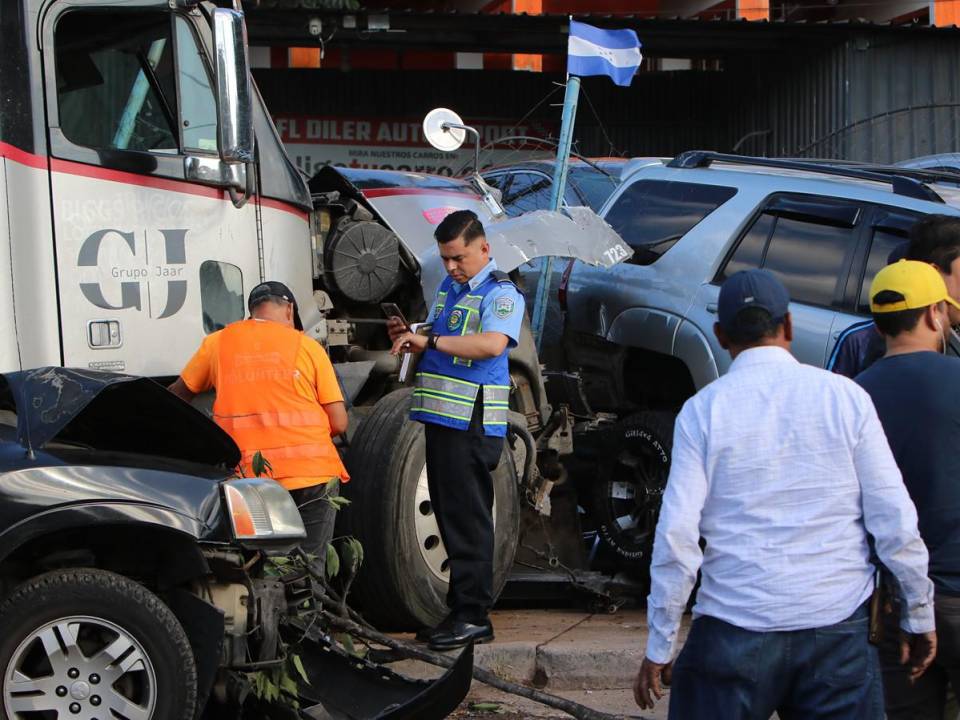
[669,151,944,204]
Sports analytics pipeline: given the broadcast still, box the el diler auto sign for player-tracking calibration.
[273,114,554,177]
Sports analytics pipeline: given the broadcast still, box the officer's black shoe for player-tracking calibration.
[427,619,494,651]
[415,615,456,642]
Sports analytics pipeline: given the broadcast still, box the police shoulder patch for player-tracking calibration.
[493,295,515,320]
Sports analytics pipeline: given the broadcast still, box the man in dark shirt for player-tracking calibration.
[857,259,960,719]
[908,214,960,328]
[828,243,907,378]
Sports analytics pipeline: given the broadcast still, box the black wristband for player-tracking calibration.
[428,333,440,350]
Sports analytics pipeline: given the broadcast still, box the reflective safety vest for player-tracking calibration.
[410,272,513,437]
[213,319,349,488]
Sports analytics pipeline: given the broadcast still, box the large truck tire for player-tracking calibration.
[341,389,520,631]
[589,412,675,578]
[0,568,197,720]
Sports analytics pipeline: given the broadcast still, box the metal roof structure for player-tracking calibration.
[246,9,960,54]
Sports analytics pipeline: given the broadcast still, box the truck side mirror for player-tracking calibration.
[212,8,254,164]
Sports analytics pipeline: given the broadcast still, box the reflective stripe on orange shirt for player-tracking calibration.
[241,443,340,462]
[216,409,329,431]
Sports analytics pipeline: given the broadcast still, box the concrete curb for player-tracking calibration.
[393,609,686,692]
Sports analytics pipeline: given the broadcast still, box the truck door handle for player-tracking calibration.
[706,303,718,314]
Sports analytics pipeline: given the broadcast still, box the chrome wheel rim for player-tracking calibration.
[415,465,449,582]
[4,615,158,719]
[414,462,498,583]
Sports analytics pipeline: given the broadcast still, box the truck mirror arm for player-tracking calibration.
[228,161,254,209]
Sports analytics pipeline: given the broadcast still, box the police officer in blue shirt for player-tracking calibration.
[389,209,524,650]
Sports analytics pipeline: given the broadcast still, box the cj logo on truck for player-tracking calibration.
[78,229,188,319]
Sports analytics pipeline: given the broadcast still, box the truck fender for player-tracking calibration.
[0,502,212,565]
[606,308,719,391]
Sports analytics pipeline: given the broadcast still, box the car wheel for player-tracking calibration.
[341,389,520,630]
[0,568,197,720]
[589,412,674,574]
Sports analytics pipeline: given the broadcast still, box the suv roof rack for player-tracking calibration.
[668,151,944,204]
[844,164,960,187]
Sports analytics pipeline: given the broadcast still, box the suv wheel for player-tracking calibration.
[0,568,197,720]
[589,412,674,573]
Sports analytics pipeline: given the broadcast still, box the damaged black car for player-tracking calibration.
[0,368,470,720]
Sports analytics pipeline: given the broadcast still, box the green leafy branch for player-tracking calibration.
[251,450,274,479]
[247,653,310,709]
[245,450,368,713]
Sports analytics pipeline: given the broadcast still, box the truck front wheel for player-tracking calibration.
[342,389,520,630]
[0,568,197,720]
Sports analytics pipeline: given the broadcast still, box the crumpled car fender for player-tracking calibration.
[0,500,217,564]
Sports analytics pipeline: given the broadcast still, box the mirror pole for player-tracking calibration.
[441,122,480,173]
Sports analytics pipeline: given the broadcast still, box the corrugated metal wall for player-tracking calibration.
[730,33,960,162]
[254,29,960,163]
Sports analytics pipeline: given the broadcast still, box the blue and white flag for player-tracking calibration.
[567,20,642,87]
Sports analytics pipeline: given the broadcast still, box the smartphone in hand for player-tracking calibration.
[381,302,410,331]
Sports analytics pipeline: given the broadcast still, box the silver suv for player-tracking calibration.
[559,152,960,567]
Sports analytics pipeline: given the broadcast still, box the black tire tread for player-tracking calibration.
[342,389,420,626]
[591,411,676,563]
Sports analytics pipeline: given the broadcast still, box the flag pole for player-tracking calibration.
[531,20,580,352]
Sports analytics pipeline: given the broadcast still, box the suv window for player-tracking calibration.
[720,195,862,308]
[856,210,920,313]
[605,180,737,266]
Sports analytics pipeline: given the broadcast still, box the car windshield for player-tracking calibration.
[568,164,622,211]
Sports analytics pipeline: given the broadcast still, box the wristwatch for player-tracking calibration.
[428,333,440,350]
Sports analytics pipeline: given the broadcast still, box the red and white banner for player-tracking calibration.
[273,114,555,177]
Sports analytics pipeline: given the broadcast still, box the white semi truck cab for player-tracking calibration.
[0,0,316,376]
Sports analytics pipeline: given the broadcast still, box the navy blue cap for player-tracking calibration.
[718,269,790,333]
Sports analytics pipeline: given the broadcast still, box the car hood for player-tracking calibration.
[3,367,240,468]
[311,166,632,303]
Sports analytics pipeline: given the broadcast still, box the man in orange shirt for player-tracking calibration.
[169,281,348,573]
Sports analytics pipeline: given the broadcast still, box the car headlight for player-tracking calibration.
[223,478,306,542]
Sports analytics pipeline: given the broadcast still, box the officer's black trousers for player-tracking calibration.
[423,398,504,623]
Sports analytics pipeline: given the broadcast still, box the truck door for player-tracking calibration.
[42,4,260,377]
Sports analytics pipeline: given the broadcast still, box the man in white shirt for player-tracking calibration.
[633,269,937,719]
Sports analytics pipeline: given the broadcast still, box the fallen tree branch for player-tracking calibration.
[317,604,628,720]
[301,561,632,719]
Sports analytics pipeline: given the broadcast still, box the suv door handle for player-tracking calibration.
[706,303,718,314]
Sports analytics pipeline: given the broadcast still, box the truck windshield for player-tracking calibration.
[56,12,179,152]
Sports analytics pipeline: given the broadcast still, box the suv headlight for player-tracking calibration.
[223,479,306,542]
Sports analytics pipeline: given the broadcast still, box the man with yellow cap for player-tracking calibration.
[856,260,960,719]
